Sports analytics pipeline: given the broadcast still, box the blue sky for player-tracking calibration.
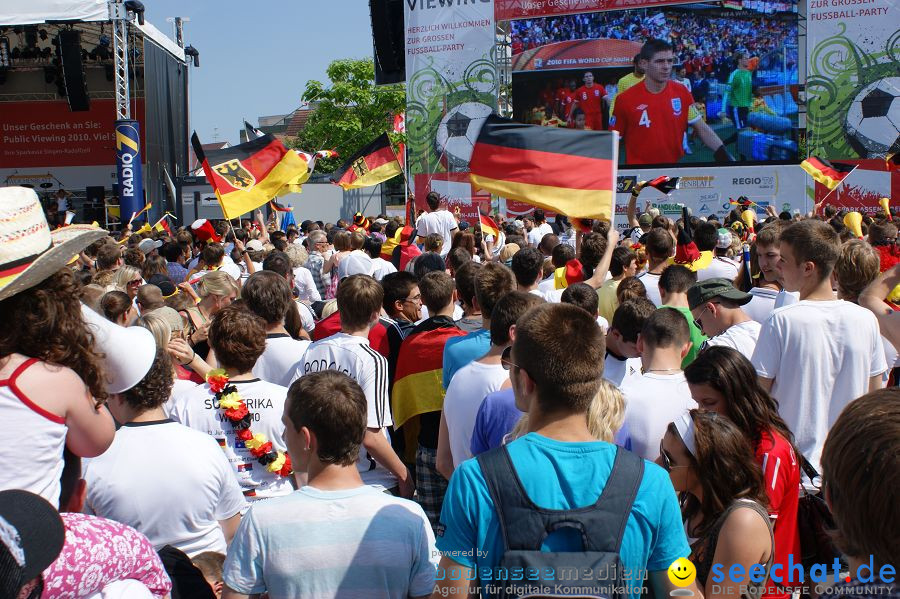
[144,0,374,145]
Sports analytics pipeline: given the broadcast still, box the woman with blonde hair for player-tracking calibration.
[508,380,625,443]
[136,309,210,406]
[111,265,142,300]
[179,270,238,361]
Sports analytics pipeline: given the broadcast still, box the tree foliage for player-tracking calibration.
[291,58,405,174]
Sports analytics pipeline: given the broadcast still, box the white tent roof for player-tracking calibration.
[0,1,108,25]
[1,1,185,61]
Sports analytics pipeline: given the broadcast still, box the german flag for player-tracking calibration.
[191,132,308,220]
[800,156,855,190]
[641,175,680,195]
[333,133,402,190]
[470,114,617,220]
[391,321,467,463]
[479,212,500,239]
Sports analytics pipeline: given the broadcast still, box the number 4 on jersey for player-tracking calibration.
[639,109,651,128]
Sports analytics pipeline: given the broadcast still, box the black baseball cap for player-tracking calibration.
[687,278,753,310]
[0,490,65,596]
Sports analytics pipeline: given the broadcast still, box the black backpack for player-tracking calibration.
[477,445,644,599]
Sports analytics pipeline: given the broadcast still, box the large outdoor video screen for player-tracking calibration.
[510,1,800,166]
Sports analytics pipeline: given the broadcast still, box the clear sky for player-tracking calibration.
[143,0,375,145]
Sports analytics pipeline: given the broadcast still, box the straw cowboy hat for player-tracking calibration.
[0,187,108,302]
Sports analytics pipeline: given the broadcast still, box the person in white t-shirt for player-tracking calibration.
[511,246,564,302]
[171,305,292,501]
[243,271,311,387]
[415,192,458,258]
[364,235,398,281]
[604,298,656,389]
[337,231,375,280]
[223,370,437,599]
[752,220,886,472]
[526,209,554,247]
[621,308,698,460]
[292,275,413,497]
[698,228,741,282]
[636,228,675,307]
[688,278,761,360]
[438,291,545,474]
[84,349,247,557]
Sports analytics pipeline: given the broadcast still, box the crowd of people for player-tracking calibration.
[0,184,897,599]
[511,7,798,85]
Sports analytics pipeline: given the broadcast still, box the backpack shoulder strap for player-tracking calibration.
[477,445,548,552]
[586,447,645,553]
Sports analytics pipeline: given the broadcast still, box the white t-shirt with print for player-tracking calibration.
[416,210,457,257]
[253,333,311,387]
[636,271,663,307]
[701,319,761,361]
[83,420,247,557]
[604,353,643,390]
[170,378,292,500]
[751,300,887,471]
[443,360,509,467]
[292,333,395,489]
[621,372,697,461]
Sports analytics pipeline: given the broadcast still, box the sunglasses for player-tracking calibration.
[500,346,521,372]
[659,440,689,473]
[127,279,142,287]
[692,302,718,331]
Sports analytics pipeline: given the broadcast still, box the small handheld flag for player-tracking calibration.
[332,134,402,190]
[800,156,855,190]
[479,212,500,240]
[128,202,152,226]
[639,176,680,196]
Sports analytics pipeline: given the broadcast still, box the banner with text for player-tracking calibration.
[0,99,146,169]
[405,0,497,215]
[493,0,736,20]
[806,0,898,161]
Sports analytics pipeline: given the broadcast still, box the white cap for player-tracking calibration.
[138,238,163,254]
[246,239,265,252]
[81,303,157,394]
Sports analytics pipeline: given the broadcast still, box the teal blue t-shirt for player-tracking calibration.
[437,433,689,598]
[442,328,491,389]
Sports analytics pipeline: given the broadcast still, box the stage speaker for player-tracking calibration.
[86,186,105,203]
[58,30,90,111]
[83,186,106,223]
[369,0,405,85]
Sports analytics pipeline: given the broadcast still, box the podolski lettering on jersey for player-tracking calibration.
[671,98,682,115]
[213,159,256,190]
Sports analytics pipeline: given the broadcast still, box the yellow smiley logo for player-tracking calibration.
[667,557,696,587]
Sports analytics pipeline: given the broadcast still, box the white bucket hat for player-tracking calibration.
[0,187,108,302]
[81,303,157,394]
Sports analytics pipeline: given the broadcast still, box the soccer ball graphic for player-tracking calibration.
[435,102,493,168]
[844,77,900,157]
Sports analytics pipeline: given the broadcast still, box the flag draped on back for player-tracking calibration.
[470,114,618,220]
[800,156,855,190]
[191,132,308,220]
[332,133,402,190]
[391,322,467,463]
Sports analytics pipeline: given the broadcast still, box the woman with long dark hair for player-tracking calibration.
[0,188,114,506]
[661,409,774,599]
[684,346,801,599]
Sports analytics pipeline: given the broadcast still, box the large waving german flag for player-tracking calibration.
[800,156,855,190]
[333,133,403,190]
[470,114,618,220]
[391,321,467,463]
[192,132,308,220]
